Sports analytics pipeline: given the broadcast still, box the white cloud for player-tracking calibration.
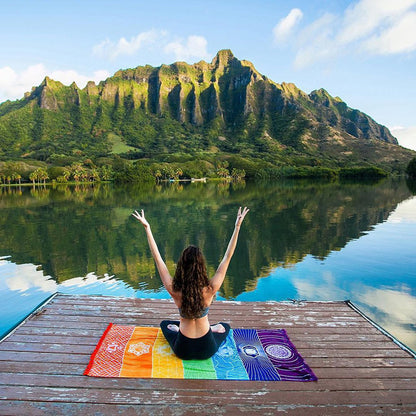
[357,286,416,348]
[390,125,416,150]
[164,35,210,61]
[5,263,56,293]
[284,0,416,68]
[0,64,110,103]
[93,29,165,60]
[366,288,416,323]
[363,11,416,54]
[49,69,110,87]
[387,196,416,223]
[0,64,46,102]
[292,270,349,300]
[337,0,416,44]
[294,13,338,69]
[273,8,303,44]
[93,30,210,63]
[59,272,115,288]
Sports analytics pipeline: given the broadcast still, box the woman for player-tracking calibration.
[132,206,249,360]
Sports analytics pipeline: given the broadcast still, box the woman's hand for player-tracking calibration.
[235,206,249,227]
[132,209,150,229]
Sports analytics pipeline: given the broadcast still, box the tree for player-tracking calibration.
[406,157,416,179]
[29,168,49,185]
[173,168,183,180]
[56,175,68,183]
[216,167,229,178]
[153,169,162,182]
[63,168,71,181]
[36,168,49,184]
[231,168,246,181]
[29,171,37,185]
[80,168,89,182]
[70,163,84,182]
[100,165,113,181]
[161,165,174,180]
[90,169,100,182]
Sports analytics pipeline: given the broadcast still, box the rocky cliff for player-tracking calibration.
[0,49,413,171]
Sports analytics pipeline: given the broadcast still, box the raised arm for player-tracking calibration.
[132,210,174,296]
[210,207,249,293]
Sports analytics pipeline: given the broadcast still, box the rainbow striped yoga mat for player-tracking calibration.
[84,324,317,381]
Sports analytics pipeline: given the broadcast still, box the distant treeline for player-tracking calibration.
[0,153,394,186]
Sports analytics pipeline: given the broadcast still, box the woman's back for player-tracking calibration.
[171,285,215,338]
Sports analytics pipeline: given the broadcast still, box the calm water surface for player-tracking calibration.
[1,179,415,351]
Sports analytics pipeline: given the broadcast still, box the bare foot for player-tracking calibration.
[211,324,226,333]
[167,324,179,332]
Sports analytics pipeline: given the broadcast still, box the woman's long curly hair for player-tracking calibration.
[173,245,210,319]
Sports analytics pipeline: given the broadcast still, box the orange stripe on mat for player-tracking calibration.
[120,326,159,377]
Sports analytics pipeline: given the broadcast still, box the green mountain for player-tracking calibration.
[0,49,414,173]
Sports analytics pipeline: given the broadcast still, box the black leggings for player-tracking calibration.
[160,320,230,360]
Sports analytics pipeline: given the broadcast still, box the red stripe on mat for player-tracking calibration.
[84,323,113,376]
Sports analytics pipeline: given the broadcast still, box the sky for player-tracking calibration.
[1,0,415,150]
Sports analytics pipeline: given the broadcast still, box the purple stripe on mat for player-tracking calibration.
[257,329,318,381]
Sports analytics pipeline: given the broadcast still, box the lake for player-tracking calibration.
[1,178,415,352]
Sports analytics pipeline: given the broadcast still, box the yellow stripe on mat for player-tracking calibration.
[152,329,184,378]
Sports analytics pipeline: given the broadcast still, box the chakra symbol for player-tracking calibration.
[128,342,151,357]
[265,344,292,359]
[218,345,235,357]
[242,345,259,357]
[106,342,123,353]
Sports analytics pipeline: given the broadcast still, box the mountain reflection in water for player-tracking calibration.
[0,178,415,351]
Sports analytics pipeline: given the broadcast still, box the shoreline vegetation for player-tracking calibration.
[1,156,404,188]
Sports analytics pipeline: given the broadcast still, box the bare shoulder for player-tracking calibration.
[204,285,217,303]
[170,290,182,306]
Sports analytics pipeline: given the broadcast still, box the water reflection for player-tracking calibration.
[1,179,415,350]
[0,180,412,293]
[358,287,416,346]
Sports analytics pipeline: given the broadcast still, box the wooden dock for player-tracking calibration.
[0,294,415,415]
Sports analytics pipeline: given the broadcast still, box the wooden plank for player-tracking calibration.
[2,401,414,416]
[6,334,101,345]
[41,310,368,326]
[0,341,95,354]
[0,372,415,392]
[2,385,416,406]
[45,302,358,314]
[2,360,416,379]
[52,295,349,307]
[65,300,350,311]
[45,302,361,315]
[20,309,377,325]
[20,320,385,334]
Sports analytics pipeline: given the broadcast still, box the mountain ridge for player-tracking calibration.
[0,49,414,175]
